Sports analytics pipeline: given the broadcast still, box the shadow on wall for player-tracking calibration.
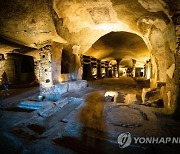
[61,48,75,74]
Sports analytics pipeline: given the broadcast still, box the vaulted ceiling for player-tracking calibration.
[84,31,149,66]
[0,0,179,58]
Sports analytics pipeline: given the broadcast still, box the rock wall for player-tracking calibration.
[24,49,41,82]
[175,24,180,83]
[175,14,180,109]
[61,45,79,81]
[34,59,40,82]
[0,0,179,110]
[149,24,178,111]
[135,1,178,111]
[1,53,35,85]
[0,0,66,48]
[52,42,63,84]
[0,59,5,85]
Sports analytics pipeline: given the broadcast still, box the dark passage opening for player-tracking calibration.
[4,53,35,85]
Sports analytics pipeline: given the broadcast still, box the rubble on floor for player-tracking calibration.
[142,88,164,108]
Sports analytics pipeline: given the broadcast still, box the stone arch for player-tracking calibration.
[0,0,178,112]
[81,24,178,112]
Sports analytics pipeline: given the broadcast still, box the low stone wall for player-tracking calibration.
[40,80,87,101]
[68,80,87,91]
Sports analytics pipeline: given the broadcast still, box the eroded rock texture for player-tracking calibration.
[0,0,179,112]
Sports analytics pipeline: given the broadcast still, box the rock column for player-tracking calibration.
[145,60,151,79]
[72,45,82,80]
[39,45,53,98]
[132,59,136,77]
[116,59,120,78]
[0,54,5,85]
[175,20,180,82]
[52,42,63,84]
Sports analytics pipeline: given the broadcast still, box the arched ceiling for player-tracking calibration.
[84,32,149,67]
[0,0,178,53]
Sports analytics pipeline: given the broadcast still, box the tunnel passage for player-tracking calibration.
[82,30,178,109]
[2,53,35,86]
[0,0,178,112]
[83,31,150,80]
[0,1,180,153]
[61,49,73,74]
[61,47,76,82]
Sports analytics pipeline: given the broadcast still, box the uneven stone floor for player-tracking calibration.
[0,77,180,153]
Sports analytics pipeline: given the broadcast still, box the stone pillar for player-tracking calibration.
[116,59,121,78]
[132,67,136,77]
[105,61,109,77]
[52,42,63,84]
[145,60,151,79]
[75,54,82,80]
[34,59,40,82]
[0,54,5,85]
[132,59,136,77]
[39,45,53,97]
[72,45,82,80]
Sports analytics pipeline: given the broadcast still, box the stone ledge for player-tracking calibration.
[42,80,87,101]
[67,80,87,92]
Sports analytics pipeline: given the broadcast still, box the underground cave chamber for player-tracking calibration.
[0,0,180,153]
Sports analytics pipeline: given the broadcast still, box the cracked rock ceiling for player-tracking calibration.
[0,0,179,66]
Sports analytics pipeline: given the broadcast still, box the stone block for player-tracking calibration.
[104,91,118,103]
[37,103,57,118]
[68,80,87,92]
[42,83,68,101]
[41,80,87,101]
[17,101,50,110]
[142,88,151,103]
[142,88,163,107]
[54,83,69,95]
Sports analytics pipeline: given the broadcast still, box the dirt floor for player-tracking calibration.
[0,77,180,154]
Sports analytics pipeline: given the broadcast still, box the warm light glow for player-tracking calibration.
[101,68,105,74]
[104,91,118,103]
[109,60,117,65]
[105,91,118,97]
[124,94,137,104]
[116,73,118,78]
[146,66,151,79]
[92,68,97,75]
[60,74,69,82]
[94,22,129,31]
[119,68,127,76]
[135,61,146,68]
[141,68,144,76]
